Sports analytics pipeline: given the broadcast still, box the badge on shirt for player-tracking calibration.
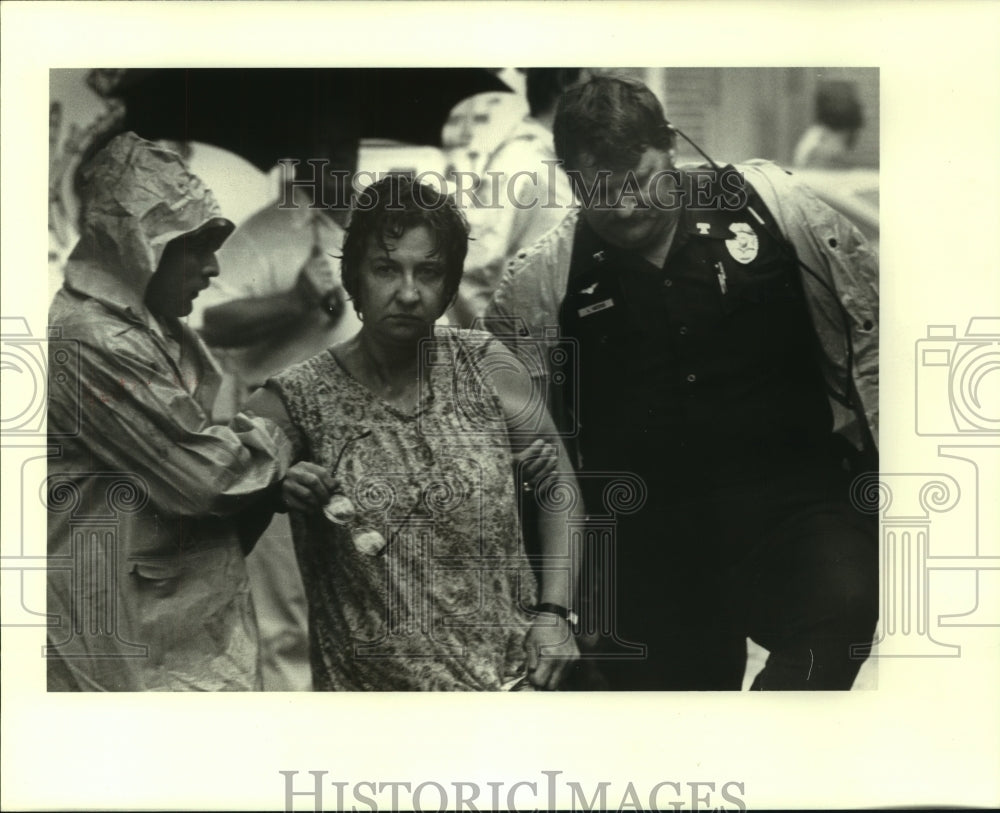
[725,222,759,264]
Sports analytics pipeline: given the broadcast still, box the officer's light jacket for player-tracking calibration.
[483,160,879,451]
[47,133,292,691]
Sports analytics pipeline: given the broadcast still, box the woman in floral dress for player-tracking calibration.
[245,176,580,690]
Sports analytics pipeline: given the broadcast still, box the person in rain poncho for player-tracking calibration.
[46,132,293,691]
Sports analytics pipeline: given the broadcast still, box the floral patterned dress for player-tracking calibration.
[267,328,536,690]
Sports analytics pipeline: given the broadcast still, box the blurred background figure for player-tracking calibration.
[442,86,528,180]
[793,80,865,168]
[446,68,582,327]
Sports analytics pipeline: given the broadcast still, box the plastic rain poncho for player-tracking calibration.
[46,133,292,691]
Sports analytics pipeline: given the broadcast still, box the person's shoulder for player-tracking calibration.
[507,208,578,279]
[49,287,141,353]
[271,343,338,386]
[432,324,493,349]
[735,159,813,199]
[732,159,832,224]
[485,209,577,332]
[432,326,516,376]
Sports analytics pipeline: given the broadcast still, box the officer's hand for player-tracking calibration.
[282,462,337,512]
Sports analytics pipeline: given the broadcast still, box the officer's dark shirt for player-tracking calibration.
[558,170,834,485]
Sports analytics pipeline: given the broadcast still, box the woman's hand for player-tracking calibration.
[282,462,338,512]
[514,439,559,490]
[524,614,580,690]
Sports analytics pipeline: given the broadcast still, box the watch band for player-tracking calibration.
[533,602,579,627]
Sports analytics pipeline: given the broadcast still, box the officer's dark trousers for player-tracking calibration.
[579,459,878,691]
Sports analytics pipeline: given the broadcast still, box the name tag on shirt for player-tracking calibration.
[578,298,615,318]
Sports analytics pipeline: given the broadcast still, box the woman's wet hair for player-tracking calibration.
[553,74,676,173]
[340,174,469,314]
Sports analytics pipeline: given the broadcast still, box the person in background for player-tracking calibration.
[192,140,361,691]
[485,74,879,690]
[449,68,581,327]
[245,176,581,690]
[793,80,865,169]
[47,133,292,691]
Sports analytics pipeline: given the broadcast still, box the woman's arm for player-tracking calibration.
[244,386,337,512]
[480,340,582,689]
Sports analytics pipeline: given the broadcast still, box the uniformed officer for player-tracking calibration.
[485,74,879,690]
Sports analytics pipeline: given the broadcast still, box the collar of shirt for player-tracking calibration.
[573,216,670,281]
[63,252,193,367]
[675,164,757,241]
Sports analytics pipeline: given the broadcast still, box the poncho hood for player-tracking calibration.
[64,132,234,316]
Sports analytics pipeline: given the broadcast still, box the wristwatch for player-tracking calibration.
[533,602,579,627]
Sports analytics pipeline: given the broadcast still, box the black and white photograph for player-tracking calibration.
[2,2,999,811]
[42,64,880,697]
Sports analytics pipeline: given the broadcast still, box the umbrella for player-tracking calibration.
[87,68,512,171]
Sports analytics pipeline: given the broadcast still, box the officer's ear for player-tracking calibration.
[667,146,677,168]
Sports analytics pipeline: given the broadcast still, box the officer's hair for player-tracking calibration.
[340,175,469,316]
[553,74,676,173]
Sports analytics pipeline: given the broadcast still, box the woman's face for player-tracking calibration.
[356,225,451,345]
